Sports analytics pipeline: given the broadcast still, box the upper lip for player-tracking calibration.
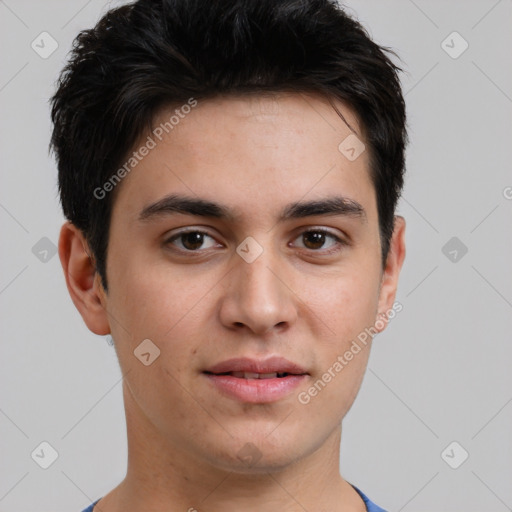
[204,356,308,375]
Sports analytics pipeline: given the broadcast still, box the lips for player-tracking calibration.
[204,356,308,376]
[203,357,308,403]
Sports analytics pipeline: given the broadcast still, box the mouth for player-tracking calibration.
[203,357,309,403]
[203,356,308,376]
[204,371,297,379]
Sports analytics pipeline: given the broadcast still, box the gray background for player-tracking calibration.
[0,0,511,510]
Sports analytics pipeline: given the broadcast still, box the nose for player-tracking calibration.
[218,249,298,336]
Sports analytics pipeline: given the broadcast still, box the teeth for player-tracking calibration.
[228,372,287,379]
[244,372,262,379]
[259,373,278,379]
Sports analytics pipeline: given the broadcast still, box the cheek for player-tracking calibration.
[107,251,205,341]
[303,266,381,344]
[296,276,377,419]
[106,261,217,408]
[305,266,380,415]
[106,267,199,420]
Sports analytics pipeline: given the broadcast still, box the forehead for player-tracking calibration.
[153,92,364,158]
[111,92,376,226]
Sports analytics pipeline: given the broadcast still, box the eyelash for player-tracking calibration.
[164,227,347,255]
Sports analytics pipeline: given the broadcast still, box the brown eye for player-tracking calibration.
[302,231,327,249]
[166,231,219,251]
[291,229,345,253]
[181,232,205,250]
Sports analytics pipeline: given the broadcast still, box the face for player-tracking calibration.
[75,93,404,472]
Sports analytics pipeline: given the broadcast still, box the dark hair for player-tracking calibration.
[50,0,407,291]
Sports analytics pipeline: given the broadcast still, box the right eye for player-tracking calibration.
[165,230,222,252]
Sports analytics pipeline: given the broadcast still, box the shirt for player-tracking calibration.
[81,485,387,512]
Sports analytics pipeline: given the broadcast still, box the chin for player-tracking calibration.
[200,432,309,474]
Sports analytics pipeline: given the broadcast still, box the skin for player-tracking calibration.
[59,92,405,512]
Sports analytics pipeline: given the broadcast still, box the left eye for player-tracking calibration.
[291,229,343,251]
[166,231,219,251]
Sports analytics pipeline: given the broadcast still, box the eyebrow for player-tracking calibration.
[139,195,233,221]
[138,194,367,223]
[282,197,366,221]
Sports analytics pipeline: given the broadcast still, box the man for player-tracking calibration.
[51,1,407,510]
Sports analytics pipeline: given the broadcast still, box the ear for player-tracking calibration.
[58,222,110,335]
[375,215,406,333]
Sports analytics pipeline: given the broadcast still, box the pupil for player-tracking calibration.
[183,232,204,250]
[304,232,325,249]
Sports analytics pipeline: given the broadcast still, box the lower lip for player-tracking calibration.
[204,373,307,403]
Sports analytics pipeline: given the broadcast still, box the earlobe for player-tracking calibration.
[375,215,406,333]
[58,222,111,335]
